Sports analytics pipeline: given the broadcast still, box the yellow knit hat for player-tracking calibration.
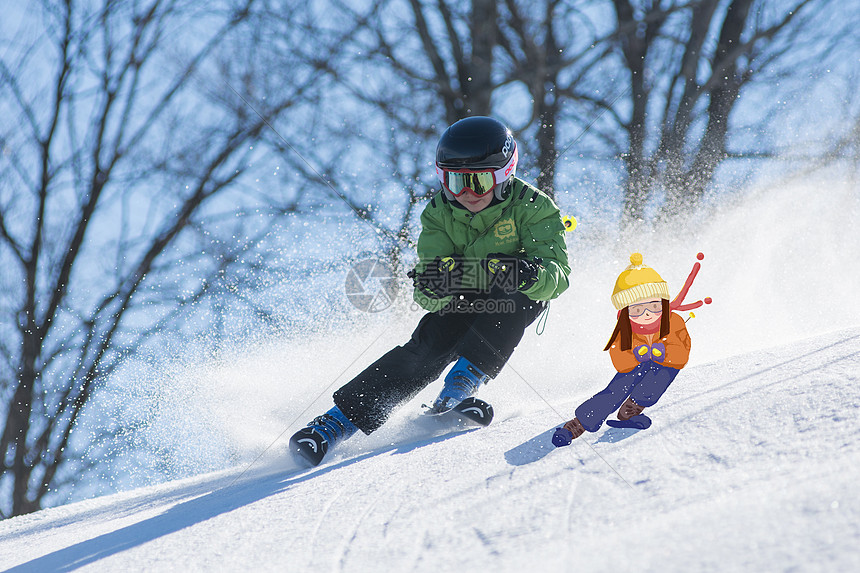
[611,253,670,310]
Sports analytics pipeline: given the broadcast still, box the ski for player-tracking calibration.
[289,427,328,467]
[452,397,494,426]
[605,413,652,429]
[423,396,494,427]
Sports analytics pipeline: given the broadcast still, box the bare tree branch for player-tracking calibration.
[0,0,317,517]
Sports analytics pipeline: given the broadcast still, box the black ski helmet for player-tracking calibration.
[435,116,518,201]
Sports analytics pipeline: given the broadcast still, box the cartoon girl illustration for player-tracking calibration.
[553,253,709,445]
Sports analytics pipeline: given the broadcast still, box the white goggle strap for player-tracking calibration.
[492,146,518,183]
[435,163,445,186]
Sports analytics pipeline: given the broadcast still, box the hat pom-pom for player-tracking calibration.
[629,252,643,267]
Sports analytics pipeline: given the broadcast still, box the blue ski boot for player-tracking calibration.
[289,405,358,467]
[426,357,490,415]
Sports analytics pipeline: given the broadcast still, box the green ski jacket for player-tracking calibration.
[413,177,571,312]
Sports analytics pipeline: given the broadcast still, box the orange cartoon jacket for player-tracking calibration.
[607,311,691,373]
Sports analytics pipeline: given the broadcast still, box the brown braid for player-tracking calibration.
[604,307,632,351]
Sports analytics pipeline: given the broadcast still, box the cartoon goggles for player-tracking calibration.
[628,300,664,317]
[436,148,518,197]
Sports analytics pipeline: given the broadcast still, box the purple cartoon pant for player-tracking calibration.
[575,362,679,432]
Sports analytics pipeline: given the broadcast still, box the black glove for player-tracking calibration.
[407,255,464,299]
[481,253,541,293]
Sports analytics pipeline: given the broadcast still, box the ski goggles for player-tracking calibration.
[628,300,664,317]
[436,148,518,197]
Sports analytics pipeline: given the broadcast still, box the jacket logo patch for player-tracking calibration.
[493,218,517,243]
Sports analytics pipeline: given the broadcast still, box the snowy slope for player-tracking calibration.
[2,326,859,572]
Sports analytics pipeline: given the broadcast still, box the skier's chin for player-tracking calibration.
[462,199,488,212]
[455,192,492,212]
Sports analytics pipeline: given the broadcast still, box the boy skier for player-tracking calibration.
[290,116,571,466]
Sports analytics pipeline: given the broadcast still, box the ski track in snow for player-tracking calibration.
[1,327,859,571]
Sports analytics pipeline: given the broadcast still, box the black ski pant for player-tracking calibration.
[333,288,546,434]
